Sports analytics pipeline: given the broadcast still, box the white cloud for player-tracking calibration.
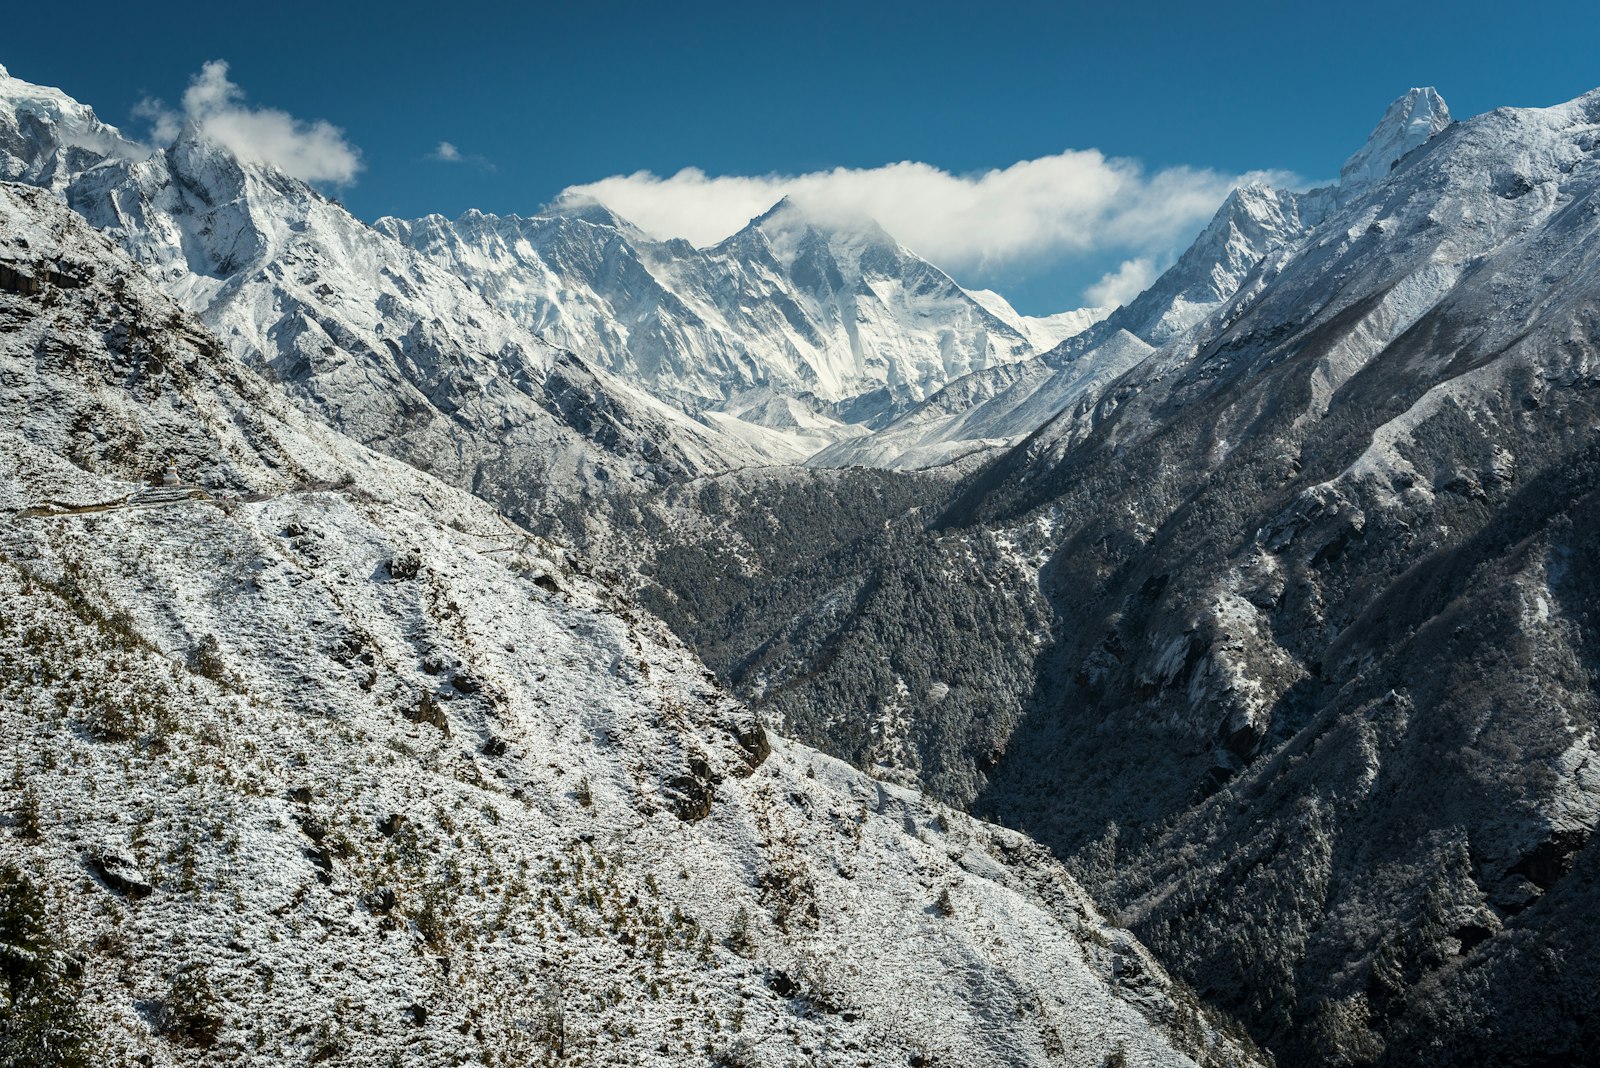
[428,139,493,170]
[563,155,1297,305]
[140,61,361,185]
[1085,257,1159,309]
[131,96,181,145]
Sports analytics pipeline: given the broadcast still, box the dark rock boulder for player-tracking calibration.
[87,844,152,899]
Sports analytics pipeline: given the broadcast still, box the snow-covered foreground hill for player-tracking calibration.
[0,181,1261,1066]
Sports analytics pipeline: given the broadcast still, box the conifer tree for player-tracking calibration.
[0,865,91,1068]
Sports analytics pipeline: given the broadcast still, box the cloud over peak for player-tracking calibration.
[142,61,362,185]
[562,153,1297,304]
[1084,257,1159,310]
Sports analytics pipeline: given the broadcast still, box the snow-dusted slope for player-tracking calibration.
[815,89,1454,470]
[0,180,1262,1068]
[378,197,1102,442]
[956,84,1600,1065]
[0,66,777,512]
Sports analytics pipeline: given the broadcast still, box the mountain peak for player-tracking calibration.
[1340,86,1452,189]
[748,195,797,225]
[537,192,642,233]
[751,195,889,240]
[0,63,145,189]
[736,196,902,272]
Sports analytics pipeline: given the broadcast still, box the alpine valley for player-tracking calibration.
[1,54,1596,1068]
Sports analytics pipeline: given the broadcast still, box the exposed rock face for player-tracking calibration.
[87,844,153,899]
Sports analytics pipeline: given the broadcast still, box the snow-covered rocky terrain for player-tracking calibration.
[811,90,1452,470]
[577,85,1600,1066]
[964,86,1600,1066]
[0,63,794,516]
[378,197,1100,461]
[0,142,1261,1066]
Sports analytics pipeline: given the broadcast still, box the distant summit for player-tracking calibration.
[535,192,650,234]
[381,193,1101,459]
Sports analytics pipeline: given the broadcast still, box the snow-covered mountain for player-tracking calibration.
[0,64,788,517]
[1339,85,1450,186]
[0,63,142,191]
[0,58,1111,481]
[0,172,1267,1068]
[602,83,1600,1067]
[976,82,1600,1068]
[813,88,1454,469]
[378,196,1101,456]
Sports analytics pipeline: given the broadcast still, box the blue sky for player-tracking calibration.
[6,0,1598,312]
